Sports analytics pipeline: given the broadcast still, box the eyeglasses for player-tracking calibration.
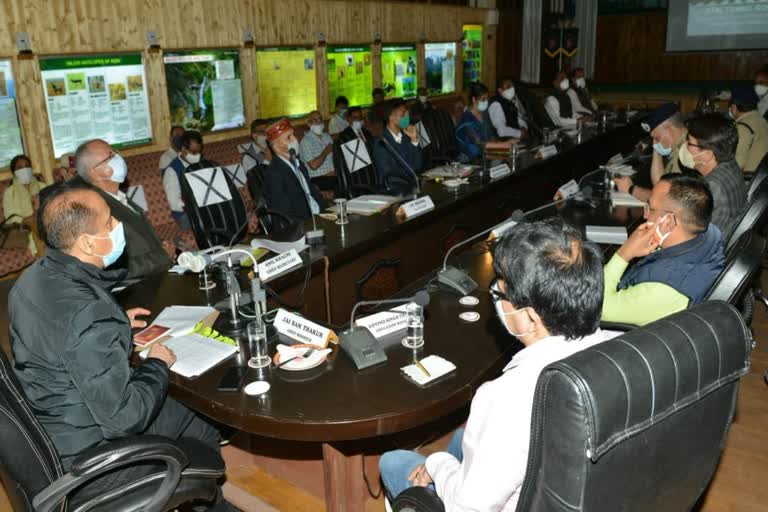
[489,278,506,302]
[93,150,118,169]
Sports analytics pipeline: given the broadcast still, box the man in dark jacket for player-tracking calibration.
[9,187,230,509]
[72,139,172,279]
[372,99,424,193]
[262,118,328,221]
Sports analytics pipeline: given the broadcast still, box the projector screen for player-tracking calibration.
[666,0,768,52]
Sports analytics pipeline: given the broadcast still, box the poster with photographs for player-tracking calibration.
[255,47,317,118]
[326,46,372,110]
[0,59,24,168]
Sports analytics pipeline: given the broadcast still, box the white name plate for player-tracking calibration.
[558,179,580,199]
[258,249,303,282]
[355,304,410,339]
[274,309,338,348]
[398,196,435,219]
[537,145,558,159]
[491,219,518,239]
[489,163,512,180]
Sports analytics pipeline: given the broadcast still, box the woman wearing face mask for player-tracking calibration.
[544,70,581,128]
[456,82,493,161]
[3,154,45,254]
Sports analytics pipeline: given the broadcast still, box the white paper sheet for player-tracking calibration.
[611,190,646,208]
[185,167,233,207]
[341,138,372,173]
[141,333,237,378]
[250,237,309,254]
[223,163,247,188]
[151,305,218,337]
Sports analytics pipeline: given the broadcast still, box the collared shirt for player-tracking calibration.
[105,189,138,214]
[163,157,189,212]
[158,147,178,172]
[702,159,748,237]
[488,99,528,139]
[299,130,335,178]
[388,127,419,146]
[735,110,768,172]
[277,155,320,215]
[566,88,595,116]
[425,329,618,511]
[328,113,349,135]
[545,95,581,127]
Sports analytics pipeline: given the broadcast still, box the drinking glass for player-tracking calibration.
[198,268,216,290]
[247,321,270,369]
[402,303,425,349]
[335,198,349,225]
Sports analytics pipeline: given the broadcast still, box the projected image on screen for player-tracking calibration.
[667,0,768,51]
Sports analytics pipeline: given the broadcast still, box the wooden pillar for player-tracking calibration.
[322,442,367,512]
[316,44,330,118]
[372,42,383,90]
[14,56,55,183]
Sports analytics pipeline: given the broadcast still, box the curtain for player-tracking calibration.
[521,0,543,83]
[574,0,599,77]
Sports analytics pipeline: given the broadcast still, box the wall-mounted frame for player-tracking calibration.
[255,46,318,119]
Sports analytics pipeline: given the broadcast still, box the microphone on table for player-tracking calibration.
[339,290,431,370]
[290,147,325,246]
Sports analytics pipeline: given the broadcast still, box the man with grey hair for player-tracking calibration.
[10,187,234,510]
[70,138,172,279]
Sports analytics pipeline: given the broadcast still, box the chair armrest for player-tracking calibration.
[599,320,638,332]
[33,435,188,512]
[392,486,445,512]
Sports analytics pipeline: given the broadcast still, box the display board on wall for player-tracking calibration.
[164,49,245,132]
[326,45,373,110]
[381,44,417,99]
[255,47,317,119]
[462,24,483,87]
[0,59,24,168]
[424,43,456,96]
[40,54,152,158]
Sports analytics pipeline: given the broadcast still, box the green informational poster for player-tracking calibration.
[381,44,417,99]
[0,59,24,168]
[326,46,372,110]
[40,54,152,158]
[256,47,317,119]
[164,49,245,132]
[462,24,483,87]
[424,43,456,96]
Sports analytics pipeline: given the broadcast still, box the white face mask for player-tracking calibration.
[559,78,570,91]
[287,140,300,155]
[650,213,673,248]
[256,135,267,147]
[491,282,535,338]
[352,120,364,131]
[310,123,325,135]
[477,100,489,112]
[755,84,768,97]
[107,154,128,183]
[501,87,515,101]
[419,95,428,104]
[14,167,34,185]
[575,77,586,88]
[185,152,201,164]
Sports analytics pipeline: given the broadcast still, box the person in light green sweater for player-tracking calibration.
[602,175,725,326]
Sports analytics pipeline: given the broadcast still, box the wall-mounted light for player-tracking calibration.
[16,32,33,58]
[243,29,255,48]
[373,32,382,45]
[418,31,426,43]
[146,30,161,52]
[317,32,326,47]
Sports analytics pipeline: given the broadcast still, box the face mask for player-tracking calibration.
[653,141,672,156]
[255,135,267,147]
[107,154,128,183]
[477,100,489,112]
[559,78,570,91]
[419,95,428,104]
[287,140,300,155]
[501,87,515,101]
[575,77,586,88]
[650,213,673,247]
[14,167,33,185]
[352,120,364,131]
[491,282,535,338]
[86,222,126,268]
[678,142,701,169]
[399,114,411,129]
[755,84,768,97]
[337,108,348,117]
[310,124,325,135]
[185,152,201,165]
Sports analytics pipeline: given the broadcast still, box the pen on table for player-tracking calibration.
[415,358,431,378]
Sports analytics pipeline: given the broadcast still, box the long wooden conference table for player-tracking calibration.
[118,122,645,511]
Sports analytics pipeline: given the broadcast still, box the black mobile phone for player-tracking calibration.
[217,366,248,392]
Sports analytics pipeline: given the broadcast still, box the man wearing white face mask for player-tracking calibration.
[329,95,350,136]
[489,77,529,139]
[164,130,212,230]
[380,218,617,511]
[545,70,581,127]
[338,106,375,169]
[567,67,598,115]
[72,139,172,279]
[602,174,725,326]
[299,110,337,195]
[755,66,768,120]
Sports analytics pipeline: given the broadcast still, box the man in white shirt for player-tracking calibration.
[158,125,185,172]
[299,110,337,194]
[241,119,272,173]
[568,67,598,115]
[755,66,768,120]
[545,70,582,128]
[328,95,350,136]
[163,130,206,230]
[380,217,617,511]
[489,77,529,140]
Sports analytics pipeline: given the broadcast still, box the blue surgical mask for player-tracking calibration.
[399,114,411,129]
[653,142,672,156]
[108,154,128,183]
[87,222,126,267]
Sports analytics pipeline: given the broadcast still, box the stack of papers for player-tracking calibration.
[346,195,400,216]
[611,191,646,208]
[140,333,238,378]
[401,355,456,386]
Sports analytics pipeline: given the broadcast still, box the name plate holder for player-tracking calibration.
[274,309,338,348]
[536,145,558,160]
[258,249,303,282]
[491,219,518,239]
[489,163,512,180]
[558,179,580,199]
[397,196,435,219]
[354,304,409,339]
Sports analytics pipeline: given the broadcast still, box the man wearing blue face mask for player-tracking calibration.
[70,139,172,279]
[602,174,725,326]
[380,217,617,511]
[614,103,687,202]
[9,187,234,511]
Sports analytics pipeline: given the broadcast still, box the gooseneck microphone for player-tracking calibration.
[289,147,325,245]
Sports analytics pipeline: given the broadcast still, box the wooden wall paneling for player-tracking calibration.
[417,42,426,89]
[14,57,54,183]
[240,46,258,126]
[139,50,171,160]
[316,45,330,119]
[484,24,496,89]
[495,0,523,81]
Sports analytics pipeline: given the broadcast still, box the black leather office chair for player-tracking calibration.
[0,348,225,512]
[421,108,461,167]
[333,139,381,198]
[393,301,751,512]
[745,152,768,201]
[180,163,249,249]
[245,163,301,240]
[514,81,555,140]
[725,178,768,252]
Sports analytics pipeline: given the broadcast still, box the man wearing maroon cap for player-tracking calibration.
[262,118,328,221]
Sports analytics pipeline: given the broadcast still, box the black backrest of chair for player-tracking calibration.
[180,164,249,249]
[517,301,750,512]
[746,152,768,201]
[423,108,457,159]
[514,81,555,137]
[0,349,63,512]
[725,178,768,252]
[706,231,765,305]
[333,140,377,198]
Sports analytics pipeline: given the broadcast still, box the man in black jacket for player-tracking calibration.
[72,139,172,279]
[372,99,423,193]
[262,118,328,221]
[10,187,231,509]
